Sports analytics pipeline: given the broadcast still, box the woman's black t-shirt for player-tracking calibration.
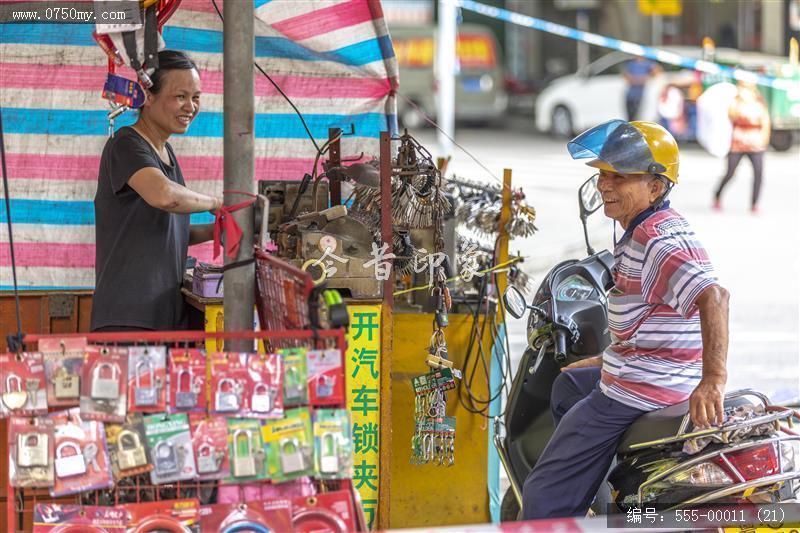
[91,126,190,331]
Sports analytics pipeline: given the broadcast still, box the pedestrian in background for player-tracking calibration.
[623,56,661,121]
[713,78,771,213]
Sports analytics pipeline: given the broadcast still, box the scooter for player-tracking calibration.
[496,175,800,520]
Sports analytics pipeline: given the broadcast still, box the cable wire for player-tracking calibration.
[0,106,24,352]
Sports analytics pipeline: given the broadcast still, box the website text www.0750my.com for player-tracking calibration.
[1,1,141,24]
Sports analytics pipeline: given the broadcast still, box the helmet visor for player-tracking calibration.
[567,120,659,175]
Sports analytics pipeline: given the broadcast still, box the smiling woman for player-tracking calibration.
[91,50,222,332]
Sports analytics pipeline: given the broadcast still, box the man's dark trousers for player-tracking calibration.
[521,367,647,519]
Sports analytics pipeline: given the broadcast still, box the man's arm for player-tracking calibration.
[128,167,221,214]
[688,284,730,428]
[189,224,215,245]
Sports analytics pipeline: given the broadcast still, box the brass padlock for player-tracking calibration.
[90,362,120,400]
[214,378,240,412]
[232,429,256,477]
[319,433,339,474]
[55,441,86,478]
[17,432,49,467]
[134,358,157,406]
[117,430,148,470]
[250,383,273,413]
[54,369,80,399]
[279,438,307,474]
[3,374,29,410]
[196,442,220,474]
[154,440,179,476]
[174,369,197,409]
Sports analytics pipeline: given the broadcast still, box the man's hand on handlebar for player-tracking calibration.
[561,355,603,372]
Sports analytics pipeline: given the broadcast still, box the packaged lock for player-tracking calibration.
[174,369,197,409]
[316,375,335,398]
[279,438,307,474]
[117,430,148,470]
[215,378,240,412]
[232,429,257,477]
[250,383,273,413]
[55,441,86,478]
[17,432,49,467]
[154,440,180,476]
[319,433,340,474]
[196,443,220,474]
[133,358,158,406]
[91,362,120,400]
[3,374,29,410]
[55,369,80,400]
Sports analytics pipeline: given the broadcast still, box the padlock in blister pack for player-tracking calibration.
[262,407,314,482]
[143,412,196,484]
[117,429,148,471]
[225,417,266,482]
[279,348,308,407]
[49,408,113,497]
[1,352,47,415]
[169,348,206,413]
[39,337,87,406]
[190,413,229,480]
[55,441,87,478]
[128,346,166,412]
[313,408,353,479]
[210,352,248,415]
[245,352,283,418]
[279,438,307,474]
[8,416,55,488]
[307,348,345,406]
[214,378,241,412]
[81,347,128,423]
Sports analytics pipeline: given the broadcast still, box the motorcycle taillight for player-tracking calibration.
[718,443,780,481]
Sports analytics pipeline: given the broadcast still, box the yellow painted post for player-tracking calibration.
[497,169,512,298]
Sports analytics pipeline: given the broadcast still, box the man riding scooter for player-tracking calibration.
[522,120,731,519]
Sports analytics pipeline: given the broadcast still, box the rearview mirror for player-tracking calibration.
[503,286,527,319]
[579,174,603,216]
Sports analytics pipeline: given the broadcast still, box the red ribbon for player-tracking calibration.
[212,191,257,260]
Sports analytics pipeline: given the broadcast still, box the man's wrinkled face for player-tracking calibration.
[144,68,201,135]
[596,169,662,228]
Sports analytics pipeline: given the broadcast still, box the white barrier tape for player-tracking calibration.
[454,0,797,91]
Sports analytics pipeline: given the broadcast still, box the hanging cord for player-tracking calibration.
[0,106,25,352]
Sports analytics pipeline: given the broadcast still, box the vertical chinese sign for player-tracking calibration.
[346,305,381,529]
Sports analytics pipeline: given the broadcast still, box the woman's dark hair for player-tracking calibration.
[148,50,198,94]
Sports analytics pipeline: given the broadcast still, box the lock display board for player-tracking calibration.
[344,305,382,529]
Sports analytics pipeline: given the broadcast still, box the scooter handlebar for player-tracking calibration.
[553,329,568,363]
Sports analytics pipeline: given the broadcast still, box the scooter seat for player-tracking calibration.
[617,396,755,454]
[617,400,689,453]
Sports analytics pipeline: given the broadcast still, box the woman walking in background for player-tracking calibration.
[713,78,771,213]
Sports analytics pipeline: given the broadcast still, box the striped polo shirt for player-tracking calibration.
[600,207,718,411]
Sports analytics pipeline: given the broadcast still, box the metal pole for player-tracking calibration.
[437,0,456,157]
[223,0,255,351]
[576,10,589,70]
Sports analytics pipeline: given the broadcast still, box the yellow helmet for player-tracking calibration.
[567,120,680,184]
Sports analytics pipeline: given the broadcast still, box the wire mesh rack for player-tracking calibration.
[255,249,315,333]
[6,329,353,532]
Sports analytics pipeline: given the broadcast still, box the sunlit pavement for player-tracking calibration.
[413,117,799,404]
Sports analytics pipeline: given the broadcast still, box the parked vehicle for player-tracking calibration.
[496,175,800,521]
[391,23,508,128]
[535,47,800,151]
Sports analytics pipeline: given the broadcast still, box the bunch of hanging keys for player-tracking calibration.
[410,367,457,466]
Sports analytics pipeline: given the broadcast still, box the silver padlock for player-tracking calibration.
[134,358,157,406]
[17,432,49,467]
[285,367,305,401]
[3,374,28,410]
[279,438,307,474]
[117,430,148,470]
[196,442,220,474]
[154,440,179,476]
[232,429,256,477]
[54,370,80,399]
[214,378,240,412]
[174,369,197,409]
[90,362,120,400]
[55,441,86,478]
[319,433,340,474]
[316,375,335,398]
[250,383,273,413]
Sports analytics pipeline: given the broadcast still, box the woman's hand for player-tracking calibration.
[560,355,603,372]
